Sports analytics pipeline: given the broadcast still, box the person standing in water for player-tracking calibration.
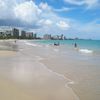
[74,43,77,48]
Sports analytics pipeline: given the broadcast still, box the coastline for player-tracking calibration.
[39,42,100,100]
[0,40,79,100]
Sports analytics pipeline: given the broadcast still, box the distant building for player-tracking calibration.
[74,37,79,40]
[43,34,51,40]
[64,36,67,40]
[0,28,12,36]
[21,31,37,39]
[12,28,19,39]
[0,26,38,39]
[60,34,64,40]
[21,30,26,39]
[51,34,65,40]
[0,27,19,39]
[33,33,37,39]
[26,32,33,39]
[52,35,59,40]
[0,31,5,38]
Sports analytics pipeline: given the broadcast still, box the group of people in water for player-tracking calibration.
[53,42,77,48]
[54,42,60,46]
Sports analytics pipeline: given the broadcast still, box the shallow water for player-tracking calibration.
[28,40,100,100]
[0,40,79,100]
[0,40,100,100]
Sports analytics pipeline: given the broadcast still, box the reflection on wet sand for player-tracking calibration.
[0,40,79,100]
[0,51,16,56]
[10,58,78,100]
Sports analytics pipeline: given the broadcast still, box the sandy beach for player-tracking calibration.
[0,40,79,100]
[0,0,100,99]
[0,40,100,100]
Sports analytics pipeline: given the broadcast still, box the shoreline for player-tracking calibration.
[39,60,79,100]
[0,40,79,100]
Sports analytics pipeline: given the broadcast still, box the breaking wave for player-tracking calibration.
[79,49,93,54]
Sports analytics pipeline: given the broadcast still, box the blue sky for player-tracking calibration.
[0,0,100,39]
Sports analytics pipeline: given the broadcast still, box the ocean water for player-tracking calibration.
[30,39,100,100]
[33,39,100,53]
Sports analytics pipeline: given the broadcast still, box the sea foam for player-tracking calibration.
[54,49,59,52]
[25,42,42,47]
[79,49,93,54]
[25,42,37,47]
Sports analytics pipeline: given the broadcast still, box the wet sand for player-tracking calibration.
[0,76,34,100]
[0,51,16,56]
[41,47,100,100]
[0,40,79,100]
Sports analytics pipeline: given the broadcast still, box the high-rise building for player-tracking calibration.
[60,34,64,40]
[43,34,51,40]
[21,30,26,39]
[0,26,37,39]
[33,33,37,39]
[52,35,59,40]
[0,27,19,39]
[12,28,19,39]
[26,32,33,39]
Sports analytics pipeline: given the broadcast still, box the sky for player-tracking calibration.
[0,0,100,39]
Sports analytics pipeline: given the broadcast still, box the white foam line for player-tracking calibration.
[19,49,24,51]
[79,49,93,54]
[45,44,51,48]
[25,41,43,48]
[39,61,75,85]
[22,40,79,100]
[54,49,59,52]
[25,42,37,47]
[35,56,44,61]
[38,62,79,100]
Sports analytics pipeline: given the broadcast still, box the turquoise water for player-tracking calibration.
[27,40,100,100]
[33,39,100,53]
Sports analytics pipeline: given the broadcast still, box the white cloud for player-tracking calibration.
[14,1,41,24]
[39,2,50,10]
[64,0,99,8]
[39,2,71,12]
[0,0,5,7]
[84,0,99,8]
[64,19,100,39]
[44,19,53,25]
[56,21,70,30]
[37,19,53,26]
[64,0,84,5]
[53,7,71,12]
[0,0,71,28]
[0,0,17,19]
[0,0,42,24]
[78,20,100,34]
